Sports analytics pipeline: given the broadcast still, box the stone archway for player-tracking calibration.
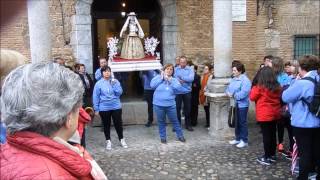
[70,0,178,74]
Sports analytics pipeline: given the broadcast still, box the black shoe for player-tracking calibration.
[204,125,209,128]
[161,139,167,144]
[186,127,194,131]
[145,122,152,127]
[178,137,186,142]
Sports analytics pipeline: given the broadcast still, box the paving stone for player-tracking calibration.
[86,123,293,179]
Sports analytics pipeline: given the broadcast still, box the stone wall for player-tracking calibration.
[255,0,320,70]
[0,1,30,60]
[49,0,76,65]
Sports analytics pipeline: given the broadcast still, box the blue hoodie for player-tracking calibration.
[277,72,290,87]
[282,70,320,128]
[226,73,252,108]
[95,68,102,81]
[173,66,194,94]
[141,70,159,90]
[151,75,182,107]
[93,78,123,111]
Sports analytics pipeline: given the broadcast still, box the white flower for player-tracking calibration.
[107,37,119,61]
[144,37,160,56]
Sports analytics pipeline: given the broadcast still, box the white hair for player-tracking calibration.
[1,62,84,136]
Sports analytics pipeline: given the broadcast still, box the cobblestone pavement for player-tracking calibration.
[86,122,293,180]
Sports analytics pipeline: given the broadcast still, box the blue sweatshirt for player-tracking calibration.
[141,70,158,90]
[173,66,194,94]
[226,73,252,108]
[277,72,290,87]
[151,75,182,107]
[95,68,102,81]
[93,78,123,111]
[282,70,320,128]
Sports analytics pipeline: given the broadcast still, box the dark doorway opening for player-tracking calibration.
[91,0,162,101]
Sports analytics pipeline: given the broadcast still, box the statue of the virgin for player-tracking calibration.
[119,12,145,59]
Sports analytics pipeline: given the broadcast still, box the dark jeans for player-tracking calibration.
[99,109,124,140]
[260,121,277,158]
[204,104,210,127]
[144,90,154,124]
[190,104,199,126]
[81,128,86,148]
[293,127,320,180]
[235,107,248,143]
[277,116,294,151]
[176,93,192,128]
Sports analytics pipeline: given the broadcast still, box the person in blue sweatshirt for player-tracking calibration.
[282,55,320,180]
[94,58,107,82]
[174,56,195,131]
[93,66,127,150]
[226,61,251,148]
[140,70,159,127]
[151,64,186,144]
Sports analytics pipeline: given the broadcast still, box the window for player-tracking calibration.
[294,35,319,59]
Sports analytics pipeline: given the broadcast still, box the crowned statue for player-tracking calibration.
[120,12,145,59]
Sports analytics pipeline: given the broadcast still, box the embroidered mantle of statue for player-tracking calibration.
[120,12,145,59]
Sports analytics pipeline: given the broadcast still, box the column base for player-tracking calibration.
[205,78,233,141]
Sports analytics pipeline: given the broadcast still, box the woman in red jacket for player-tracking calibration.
[0,62,106,180]
[250,66,282,166]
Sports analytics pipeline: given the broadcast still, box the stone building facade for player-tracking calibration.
[1,0,319,77]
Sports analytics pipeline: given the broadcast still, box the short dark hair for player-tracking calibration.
[284,61,291,66]
[299,55,320,72]
[101,66,112,75]
[263,55,273,61]
[232,60,241,67]
[232,62,245,74]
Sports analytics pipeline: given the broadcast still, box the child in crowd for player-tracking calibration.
[250,66,282,165]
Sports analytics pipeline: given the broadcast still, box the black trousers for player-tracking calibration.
[143,90,154,123]
[176,93,192,127]
[277,116,294,151]
[204,104,210,127]
[81,128,86,147]
[293,127,320,180]
[99,109,124,140]
[260,121,277,158]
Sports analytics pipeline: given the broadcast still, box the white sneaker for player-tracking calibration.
[120,139,128,148]
[229,140,240,145]
[106,140,112,150]
[236,140,248,148]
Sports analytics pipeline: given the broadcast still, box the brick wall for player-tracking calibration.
[0,1,30,60]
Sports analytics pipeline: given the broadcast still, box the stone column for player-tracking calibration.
[205,0,233,140]
[159,0,178,65]
[71,0,93,74]
[27,0,52,63]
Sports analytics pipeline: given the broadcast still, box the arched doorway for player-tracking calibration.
[71,0,179,124]
[91,0,162,100]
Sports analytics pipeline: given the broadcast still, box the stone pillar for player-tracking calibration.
[27,0,52,63]
[205,0,233,140]
[71,0,93,74]
[159,0,178,65]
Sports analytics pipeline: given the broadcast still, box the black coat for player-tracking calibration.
[191,73,201,105]
[78,73,94,97]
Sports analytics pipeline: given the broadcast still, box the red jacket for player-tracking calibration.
[0,131,93,180]
[78,107,91,138]
[249,85,281,122]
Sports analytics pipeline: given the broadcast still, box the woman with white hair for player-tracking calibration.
[0,62,107,179]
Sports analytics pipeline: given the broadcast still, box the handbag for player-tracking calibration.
[228,97,238,128]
